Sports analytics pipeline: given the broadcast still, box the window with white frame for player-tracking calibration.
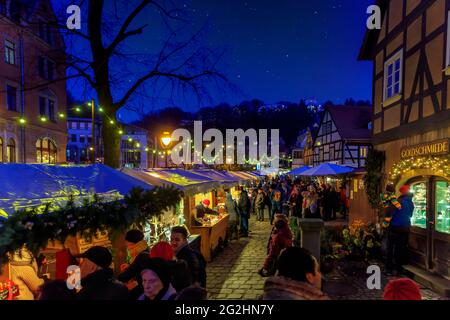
[5,39,15,65]
[384,50,403,101]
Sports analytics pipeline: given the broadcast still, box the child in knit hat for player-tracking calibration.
[380,184,402,228]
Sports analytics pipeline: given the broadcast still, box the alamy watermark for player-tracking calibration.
[168,121,279,168]
[366,5,381,30]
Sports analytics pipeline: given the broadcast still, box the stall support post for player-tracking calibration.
[298,219,324,262]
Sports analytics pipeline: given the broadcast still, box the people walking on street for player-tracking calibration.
[255,187,266,222]
[76,246,129,300]
[118,229,150,299]
[262,247,329,300]
[138,258,177,300]
[171,226,207,288]
[224,190,240,242]
[302,186,320,219]
[386,185,414,276]
[270,186,283,225]
[321,184,334,221]
[238,187,251,236]
[339,186,349,219]
[258,215,293,277]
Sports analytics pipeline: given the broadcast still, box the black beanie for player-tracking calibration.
[140,258,172,288]
[125,229,144,244]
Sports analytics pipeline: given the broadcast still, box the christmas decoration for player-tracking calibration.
[0,280,19,300]
[0,187,182,268]
[389,156,450,184]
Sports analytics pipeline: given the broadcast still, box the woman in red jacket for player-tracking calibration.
[258,216,293,277]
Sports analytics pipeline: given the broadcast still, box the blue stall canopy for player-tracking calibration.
[121,168,221,196]
[0,164,153,217]
[287,166,312,176]
[299,163,355,177]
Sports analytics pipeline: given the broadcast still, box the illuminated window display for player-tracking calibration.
[410,181,427,229]
[435,180,450,235]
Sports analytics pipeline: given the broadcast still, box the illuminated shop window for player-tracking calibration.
[36,138,57,163]
[435,180,450,235]
[6,138,15,163]
[410,181,427,229]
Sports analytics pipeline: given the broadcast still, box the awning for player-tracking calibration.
[121,168,221,196]
[0,164,153,217]
[191,170,243,188]
[287,166,312,176]
[299,163,355,177]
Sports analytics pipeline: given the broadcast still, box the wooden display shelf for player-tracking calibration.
[190,214,229,262]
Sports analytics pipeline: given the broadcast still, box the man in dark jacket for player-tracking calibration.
[238,187,251,236]
[170,226,207,288]
[76,246,129,300]
[386,185,415,276]
[117,229,150,299]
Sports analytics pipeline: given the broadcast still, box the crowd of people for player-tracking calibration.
[7,176,422,301]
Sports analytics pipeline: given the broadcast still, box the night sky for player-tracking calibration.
[60,0,375,122]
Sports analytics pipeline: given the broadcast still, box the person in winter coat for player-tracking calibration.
[238,188,251,235]
[76,246,129,300]
[302,186,320,218]
[255,188,266,222]
[386,185,415,275]
[250,188,258,216]
[138,258,177,300]
[321,184,334,221]
[171,226,207,288]
[263,247,329,300]
[224,191,240,241]
[270,187,283,225]
[117,229,150,299]
[150,241,192,292]
[9,247,44,300]
[258,216,293,277]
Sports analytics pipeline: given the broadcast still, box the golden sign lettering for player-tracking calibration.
[401,139,449,159]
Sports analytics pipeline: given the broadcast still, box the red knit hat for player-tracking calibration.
[150,241,174,261]
[383,278,422,300]
[399,185,411,195]
[202,199,210,206]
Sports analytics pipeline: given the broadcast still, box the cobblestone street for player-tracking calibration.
[207,212,449,300]
[207,212,271,300]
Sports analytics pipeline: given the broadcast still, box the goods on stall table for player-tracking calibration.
[0,280,19,300]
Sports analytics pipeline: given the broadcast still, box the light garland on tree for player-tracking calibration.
[389,156,450,184]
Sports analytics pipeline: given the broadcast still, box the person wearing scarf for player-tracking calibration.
[138,258,177,300]
[118,230,150,299]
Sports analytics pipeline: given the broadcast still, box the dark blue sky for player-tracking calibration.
[62,0,374,122]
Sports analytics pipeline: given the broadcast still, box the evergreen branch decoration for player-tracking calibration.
[363,149,386,209]
[0,187,182,268]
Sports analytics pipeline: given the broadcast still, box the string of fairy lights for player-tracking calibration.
[389,156,450,183]
[14,101,294,165]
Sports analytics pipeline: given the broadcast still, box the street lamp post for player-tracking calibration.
[160,131,171,168]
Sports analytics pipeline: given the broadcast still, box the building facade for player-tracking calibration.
[312,106,372,168]
[66,117,102,163]
[66,117,149,169]
[0,0,67,164]
[360,0,450,281]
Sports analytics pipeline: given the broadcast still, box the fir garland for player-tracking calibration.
[363,149,386,209]
[0,186,182,268]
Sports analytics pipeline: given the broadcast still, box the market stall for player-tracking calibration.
[0,163,163,287]
[122,168,230,261]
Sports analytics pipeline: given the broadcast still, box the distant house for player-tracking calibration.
[291,125,318,168]
[313,106,372,168]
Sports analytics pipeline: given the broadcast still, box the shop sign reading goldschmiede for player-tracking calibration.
[401,139,450,159]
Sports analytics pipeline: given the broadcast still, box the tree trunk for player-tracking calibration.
[99,94,121,168]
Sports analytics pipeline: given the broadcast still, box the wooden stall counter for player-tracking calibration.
[190,214,229,262]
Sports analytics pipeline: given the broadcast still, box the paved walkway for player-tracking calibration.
[207,212,271,300]
[206,211,448,300]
